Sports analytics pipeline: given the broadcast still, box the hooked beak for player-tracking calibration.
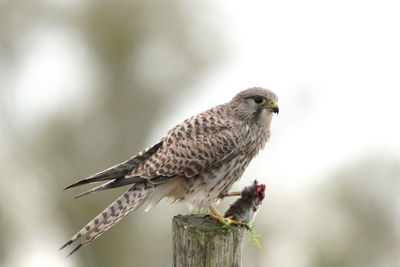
[267,105,279,114]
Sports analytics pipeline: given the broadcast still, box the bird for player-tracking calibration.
[60,87,279,255]
[223,180,266,226]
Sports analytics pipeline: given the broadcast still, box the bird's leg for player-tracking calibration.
[209,206,232,228]
[220,191,241,198]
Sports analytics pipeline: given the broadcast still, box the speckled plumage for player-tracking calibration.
[61,87,278,255]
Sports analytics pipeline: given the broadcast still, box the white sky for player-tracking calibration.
[5,0,400,266]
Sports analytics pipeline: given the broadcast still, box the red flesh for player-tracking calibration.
[254,181,266,205]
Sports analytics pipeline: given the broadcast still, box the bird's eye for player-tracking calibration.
[254,96,267,105]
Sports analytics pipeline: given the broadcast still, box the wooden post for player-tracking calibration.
[172,214,245,267]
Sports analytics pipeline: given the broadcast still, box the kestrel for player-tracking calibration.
[61,87,278,255]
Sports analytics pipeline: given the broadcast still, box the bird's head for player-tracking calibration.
[230,87,279,124]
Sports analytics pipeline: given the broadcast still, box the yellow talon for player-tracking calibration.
[209,206,233,228]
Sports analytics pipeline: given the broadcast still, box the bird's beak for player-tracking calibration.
[266,104,279,114]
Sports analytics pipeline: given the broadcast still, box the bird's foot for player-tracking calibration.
[208,214,232,228]
[209,206,232,228]
[228,217,250,229]
[208,214,249,229]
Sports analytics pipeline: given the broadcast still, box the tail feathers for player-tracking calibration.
[64,141,163,190]
[61,182,155,256]
[74,206,131,252]
[73,176,146,199]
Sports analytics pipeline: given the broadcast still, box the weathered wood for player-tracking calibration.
[172,214,245,267]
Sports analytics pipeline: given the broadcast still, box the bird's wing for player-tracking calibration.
[64,141,163,189]
[127,105,242,181]
[65,105,241,196]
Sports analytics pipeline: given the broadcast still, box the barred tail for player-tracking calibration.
[60,182,155,256]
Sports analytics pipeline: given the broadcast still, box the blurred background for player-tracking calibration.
[1,0,399,266]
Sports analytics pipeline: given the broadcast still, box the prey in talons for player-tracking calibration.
[209,180,266,229]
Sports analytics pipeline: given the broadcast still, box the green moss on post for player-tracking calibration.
[172,215,245,267]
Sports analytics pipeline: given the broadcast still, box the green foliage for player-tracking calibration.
[192,209,212,216]
[247,224,262,249]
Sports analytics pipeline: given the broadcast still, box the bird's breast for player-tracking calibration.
[182,156,246,211]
